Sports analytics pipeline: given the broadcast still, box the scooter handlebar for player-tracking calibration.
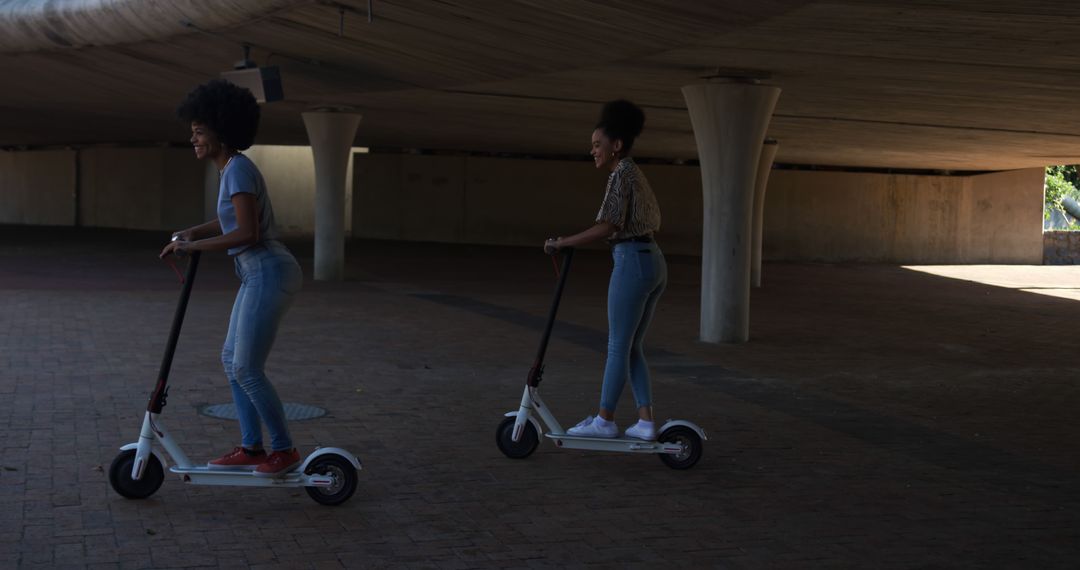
[169,234,200,260]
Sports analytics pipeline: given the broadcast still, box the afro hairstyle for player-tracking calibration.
[595,99,646,154]
[176,79,261,151]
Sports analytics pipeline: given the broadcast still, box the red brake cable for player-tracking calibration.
[163,255,185,284]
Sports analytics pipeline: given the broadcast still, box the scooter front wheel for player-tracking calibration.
[657,426,703,470]
[109,449,165,499]
[496,416,539,459]
[304,454,359,506]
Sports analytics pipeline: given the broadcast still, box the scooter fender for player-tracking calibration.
[299,447,362,473]
[119,442,170,471]
[657,419,708,441]
[504,411,543,440]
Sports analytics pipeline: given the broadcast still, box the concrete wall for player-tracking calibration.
[963,169,1045,263]
[0,150,75,225]
[353,154,1044,264]
[353,154,607,246]
[1043,231,1080,264]
[1,147,1046,265]
[352,154,704,252]
[80,148,203,231]
[0,144,351,235]
[763,167,1044,264]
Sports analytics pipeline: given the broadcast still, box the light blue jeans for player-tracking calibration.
[600,240,667,413]
[222,240,303,452]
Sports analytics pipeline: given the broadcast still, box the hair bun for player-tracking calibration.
[599,99,645,139]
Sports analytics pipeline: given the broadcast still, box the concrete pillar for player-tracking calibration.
[682,81,781,343]
[751,139,779,288]
[302,110,362,281]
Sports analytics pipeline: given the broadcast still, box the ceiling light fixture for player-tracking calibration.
[220,43,284,103]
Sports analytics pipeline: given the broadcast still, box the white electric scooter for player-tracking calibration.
[109,251,361,506]
[496,248,706,469]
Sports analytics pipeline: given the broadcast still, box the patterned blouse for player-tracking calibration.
[595,158,662,240]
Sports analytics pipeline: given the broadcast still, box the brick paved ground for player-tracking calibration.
[1,226,1078,569]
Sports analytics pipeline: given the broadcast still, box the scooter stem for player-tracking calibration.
[147,251,201,413]
[527,248,574,387]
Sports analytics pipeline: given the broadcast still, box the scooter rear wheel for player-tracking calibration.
[657,426,703,470]
[496,416,539,459]
[304,454,358,506]
[109,449,165,499]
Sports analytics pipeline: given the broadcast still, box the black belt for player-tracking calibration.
[610,235,653,245]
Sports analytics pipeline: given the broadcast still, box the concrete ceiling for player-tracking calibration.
[3,0,1080,170]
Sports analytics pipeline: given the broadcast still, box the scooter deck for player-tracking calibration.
[171,465,298,475]
[169,465,316,487]
[544,433,683,455]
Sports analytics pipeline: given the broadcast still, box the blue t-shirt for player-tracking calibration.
[218,154,279,255]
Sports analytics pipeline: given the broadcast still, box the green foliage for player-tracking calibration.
[1045,165,1080,226]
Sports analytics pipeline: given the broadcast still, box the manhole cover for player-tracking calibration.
[199,402,327,421]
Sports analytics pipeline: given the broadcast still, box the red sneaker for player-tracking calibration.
[254,448,301,478]
[208,447,266,470]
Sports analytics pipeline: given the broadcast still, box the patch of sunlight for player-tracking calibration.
[902,265,1080,301]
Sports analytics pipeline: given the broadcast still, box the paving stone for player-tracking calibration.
[2,227,1080,568]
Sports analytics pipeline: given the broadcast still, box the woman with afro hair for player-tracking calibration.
[160,79,304,477]
[543,99,666,441]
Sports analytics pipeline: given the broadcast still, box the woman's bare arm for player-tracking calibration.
[175,219,222,241]
[546,221,617,253]
[162,194,259,257]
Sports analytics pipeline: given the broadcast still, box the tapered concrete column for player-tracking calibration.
[751,139,779,288]
[683,82,781,343]
[302,110,362,281]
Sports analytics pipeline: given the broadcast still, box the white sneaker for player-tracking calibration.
[566,416,618,438]
[624,420,657,441]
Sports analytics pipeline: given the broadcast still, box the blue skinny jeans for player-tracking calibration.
[599,240,667,413]
[221,240,303,452]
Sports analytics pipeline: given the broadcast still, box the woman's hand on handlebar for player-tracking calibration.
[160,236,193,258]
[544,237,563,255]
[171,229,195,242]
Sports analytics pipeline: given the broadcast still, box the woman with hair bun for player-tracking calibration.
[544,99,666,441]
[160,79,304,477]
